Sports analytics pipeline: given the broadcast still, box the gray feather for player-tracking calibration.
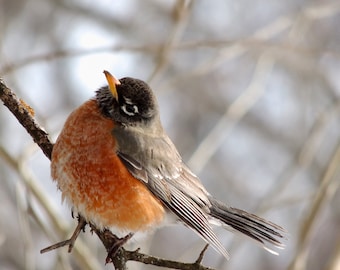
[113,126,230,259]
[113,125,285,258]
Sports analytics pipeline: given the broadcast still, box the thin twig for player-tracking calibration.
[40,216,87,254]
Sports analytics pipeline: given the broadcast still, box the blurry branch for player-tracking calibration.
[0,79,213,269]
[188,53,275,173]
[2,39,339,77]
[0,145,69,236]
[2,1,339,77]
[0,134,102,268]
[3,1,339,77]
[193,0,340,76]
[258,100,340,213]
[188,0,340,177]
[288,142,340,270]
[157,2,340,97]
[189,16,292,77]
[303,2,340,19]
[326,237,340,270]
[15,172,35,270]
[147,0,193,84]
[0,2,339,82]
[0,44,158,75]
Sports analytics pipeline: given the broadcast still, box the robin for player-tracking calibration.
[50,70,285,260]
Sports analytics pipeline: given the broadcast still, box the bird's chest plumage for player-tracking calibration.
[51,100,165,233]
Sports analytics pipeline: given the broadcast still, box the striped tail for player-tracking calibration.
[209,199,286,255]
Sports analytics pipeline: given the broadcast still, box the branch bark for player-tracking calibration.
[0,77,213,270]
[0,78,53,159]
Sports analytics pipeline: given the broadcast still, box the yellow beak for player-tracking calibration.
[103,70,121,101]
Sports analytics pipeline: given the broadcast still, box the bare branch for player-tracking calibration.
[0,78,53,159]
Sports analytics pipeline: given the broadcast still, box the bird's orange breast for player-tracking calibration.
[51,99,165,233]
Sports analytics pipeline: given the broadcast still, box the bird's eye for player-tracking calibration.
[121,103,139,116]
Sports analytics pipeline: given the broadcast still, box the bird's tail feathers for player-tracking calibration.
[209,199,286,255]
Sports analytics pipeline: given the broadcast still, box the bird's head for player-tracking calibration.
[96,71,159,128]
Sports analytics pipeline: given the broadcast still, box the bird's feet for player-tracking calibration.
[103,231,134,264]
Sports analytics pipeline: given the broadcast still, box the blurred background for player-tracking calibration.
[1,0,340,269]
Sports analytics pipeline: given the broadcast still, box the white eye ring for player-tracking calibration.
[121,104,139,116]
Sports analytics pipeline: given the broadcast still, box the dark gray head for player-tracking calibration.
[96,72,158,127]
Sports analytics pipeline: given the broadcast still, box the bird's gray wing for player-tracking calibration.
[113,127,230,259]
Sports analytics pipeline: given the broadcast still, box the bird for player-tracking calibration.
[51,70,286,260]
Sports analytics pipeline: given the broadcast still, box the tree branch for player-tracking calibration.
[0,78,53,159]
[0,77,213,269]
